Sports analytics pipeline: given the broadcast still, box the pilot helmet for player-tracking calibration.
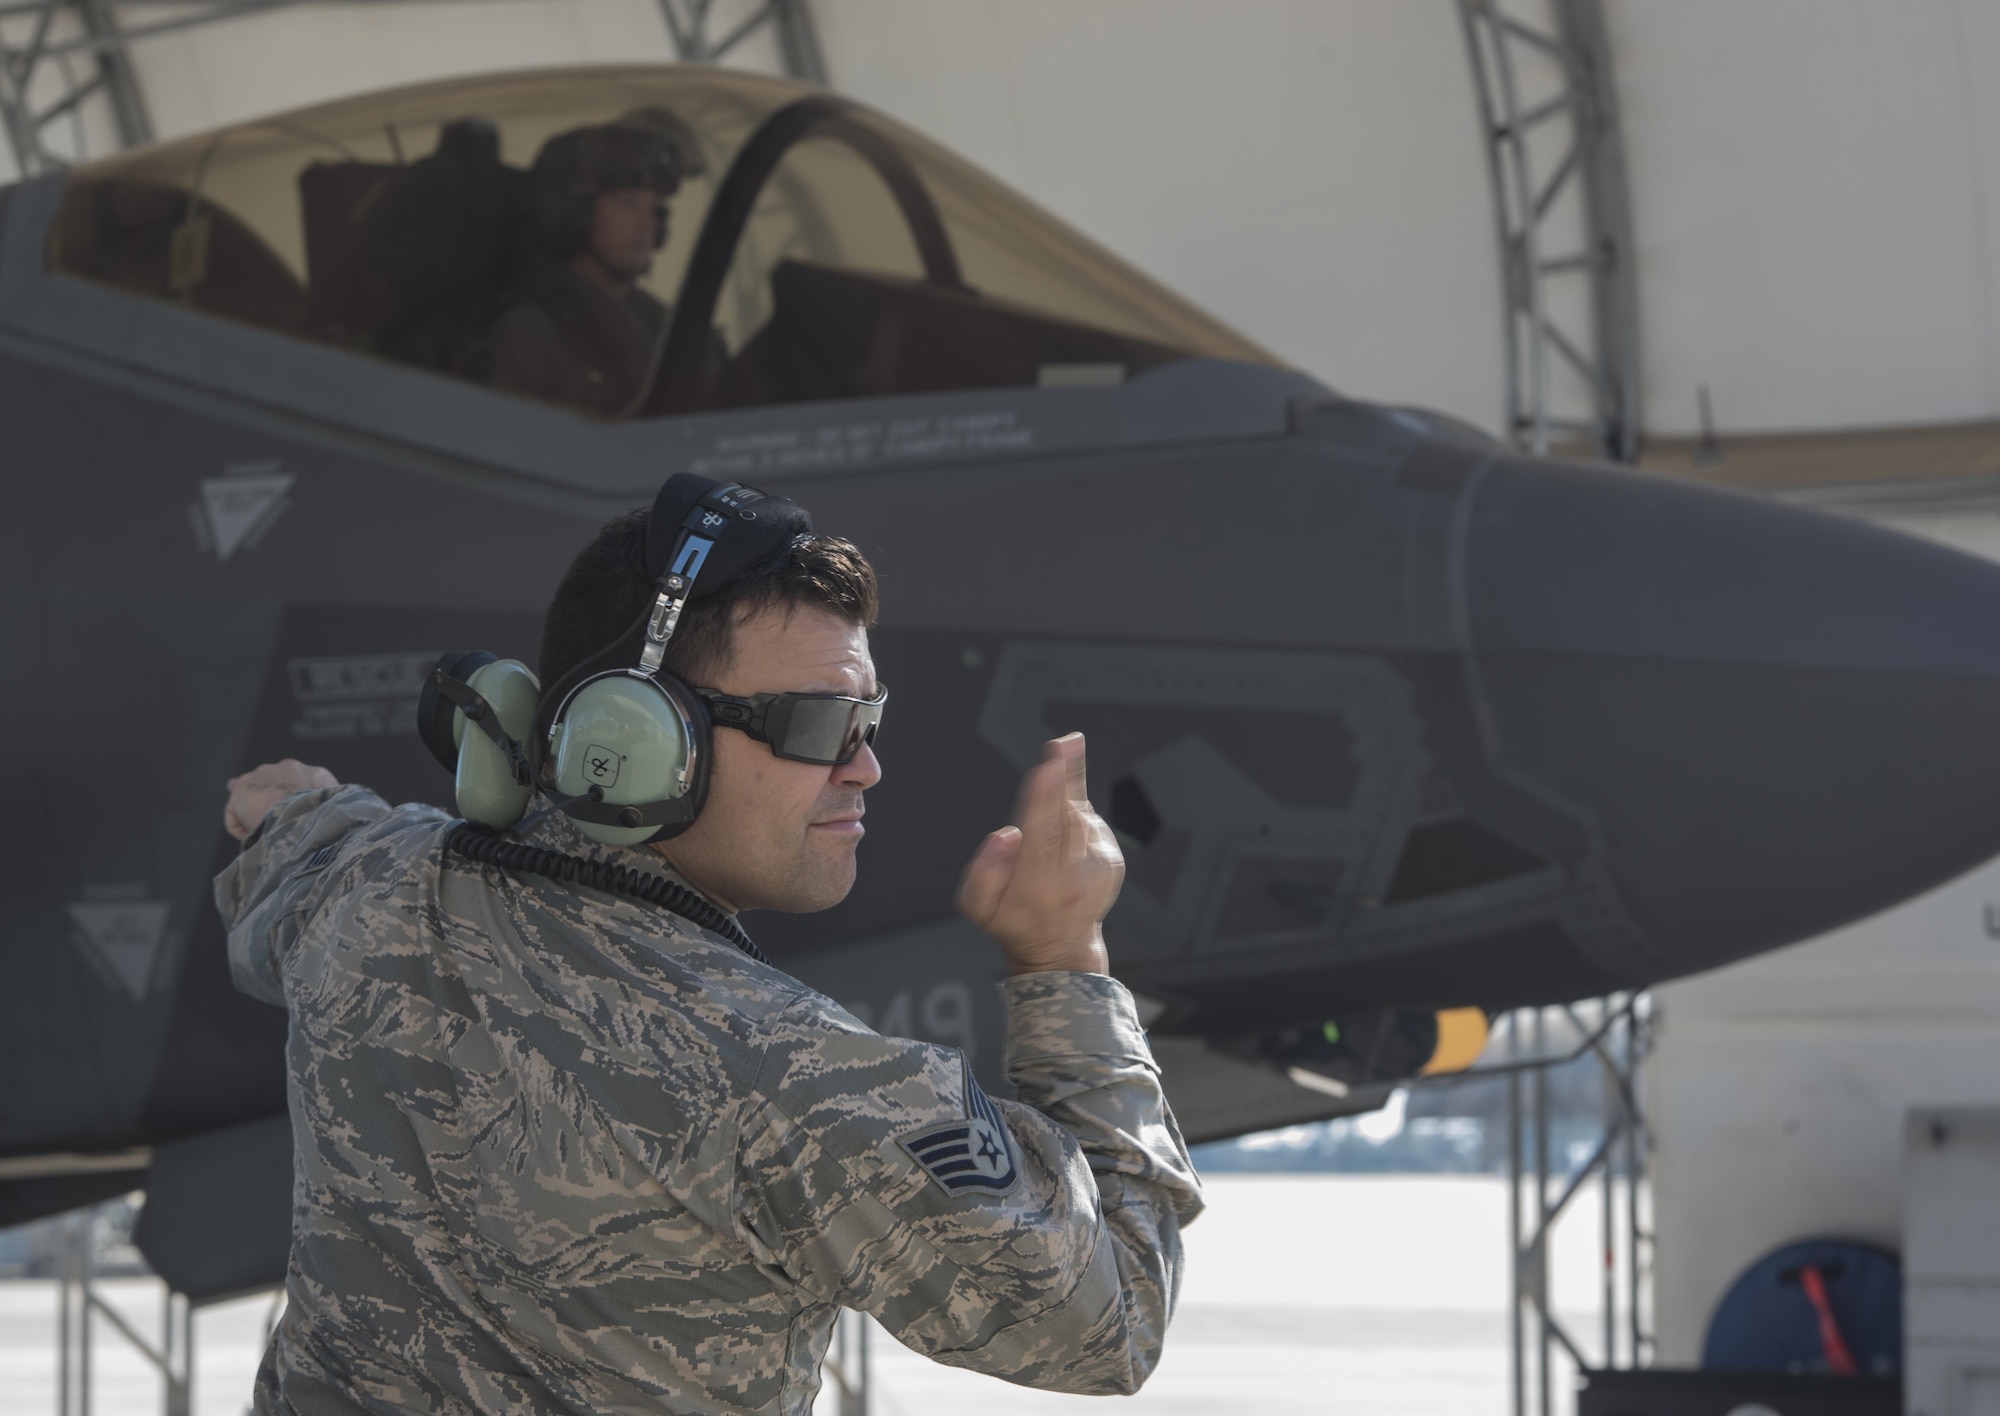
[530,111,696,257]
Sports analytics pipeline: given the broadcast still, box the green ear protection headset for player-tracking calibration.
[418,472,818,846]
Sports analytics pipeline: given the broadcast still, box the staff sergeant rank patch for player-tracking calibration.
[899,1062,1019,1198]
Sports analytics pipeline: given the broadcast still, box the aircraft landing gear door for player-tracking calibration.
[973,642,1430,986]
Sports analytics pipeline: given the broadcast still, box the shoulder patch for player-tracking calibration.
[897,1060,1019,1198]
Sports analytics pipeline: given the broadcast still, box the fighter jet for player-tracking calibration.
[6,65,2000,1299]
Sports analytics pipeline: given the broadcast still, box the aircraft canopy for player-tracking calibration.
[46,66,1281,421]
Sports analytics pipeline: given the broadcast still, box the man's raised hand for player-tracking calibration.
[955,733,1124,976]
[224,759,340,840]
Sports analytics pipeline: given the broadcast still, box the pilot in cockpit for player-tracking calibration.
[469,112,687,419]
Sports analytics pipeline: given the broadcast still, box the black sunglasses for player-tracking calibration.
[696,684,887,765]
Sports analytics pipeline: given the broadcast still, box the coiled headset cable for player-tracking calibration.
[447,822,767,963]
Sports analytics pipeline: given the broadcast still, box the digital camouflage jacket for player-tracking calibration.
[215,785,1204,1415]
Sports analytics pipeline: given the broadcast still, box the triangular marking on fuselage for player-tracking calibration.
[67,901,170,1002]
[198,462,294,561]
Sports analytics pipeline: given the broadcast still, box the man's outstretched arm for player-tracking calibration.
[213,760,400,1005]
[221,759,341,843]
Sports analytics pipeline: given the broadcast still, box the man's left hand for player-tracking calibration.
[955,734,1122,975]
[224,759,340,840]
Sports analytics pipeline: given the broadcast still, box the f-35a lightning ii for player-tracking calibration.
[6,65,2000,1299]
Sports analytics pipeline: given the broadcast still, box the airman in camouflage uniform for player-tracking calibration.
[217,728,1201,1413]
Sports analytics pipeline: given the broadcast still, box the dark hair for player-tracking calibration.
[537,508,879,691]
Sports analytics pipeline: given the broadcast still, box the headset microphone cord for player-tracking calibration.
[446,822,768,963]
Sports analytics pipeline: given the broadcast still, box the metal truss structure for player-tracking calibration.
[822,1305,873,1416]
[1458,0,1640,462]
[51,1208,201,1416]
[655,0,822,83]
[0,0,153,176]
[1490,995,1653,1416]
[1410,995,1653,1414]
[0,0,823,178]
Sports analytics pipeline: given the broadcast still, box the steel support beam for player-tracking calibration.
[47,1198,268,1416]
[1495,994,1654,1416]
[2,0,825,178]
[76,0,149,145]
[0,0,196,174]
[1458,0,1640,461]
[0,0,67,173]
[822,1308,871,1416]
[656,0,824,82]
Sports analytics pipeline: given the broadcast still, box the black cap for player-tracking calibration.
[644,472,814,597]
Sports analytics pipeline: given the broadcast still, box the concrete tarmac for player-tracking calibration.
[852,1174,1615,1415]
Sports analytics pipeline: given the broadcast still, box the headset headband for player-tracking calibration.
[637,474,815,672]
[644,474,813,596]
[529,473,815,770]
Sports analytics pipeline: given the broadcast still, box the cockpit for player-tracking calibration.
[45,66,1281,422]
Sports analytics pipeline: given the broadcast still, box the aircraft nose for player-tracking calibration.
[1461,457,2000,977]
